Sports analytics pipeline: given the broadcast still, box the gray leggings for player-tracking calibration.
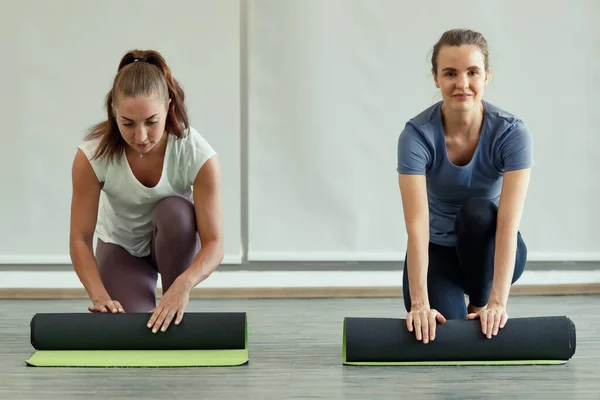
[95,196,200,313]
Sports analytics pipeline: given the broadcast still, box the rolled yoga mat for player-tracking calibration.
[343,315,576,366]
[26,312,248,367]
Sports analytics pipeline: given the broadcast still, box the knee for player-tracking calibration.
[455,198,497,238]
[152,196,196,238]
[441,307,467,320]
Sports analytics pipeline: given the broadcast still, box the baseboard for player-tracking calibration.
[3,269,600,289]
[1,283,600,299]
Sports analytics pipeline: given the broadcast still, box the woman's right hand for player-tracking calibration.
[88,298,124,313]
[406,305,446,344]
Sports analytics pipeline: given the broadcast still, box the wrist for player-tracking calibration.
[410,298,430,309]
[89,287,110,302]
[176,272,195,291]
[487,293,507,309]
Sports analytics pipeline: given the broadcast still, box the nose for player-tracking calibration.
[456,74,469,89]
[134,126,147,143]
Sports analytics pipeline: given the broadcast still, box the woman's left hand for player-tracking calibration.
[466,303,508,339]
[147,276,192,333]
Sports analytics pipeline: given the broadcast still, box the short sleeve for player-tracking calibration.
[397,122,431,175]
[497,120,535,172]
[184,127,217,185]
[77,139,107,182]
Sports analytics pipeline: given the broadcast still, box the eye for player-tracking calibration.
[469,70,479,76]
[147,121,157,126]
[122,123,133,127]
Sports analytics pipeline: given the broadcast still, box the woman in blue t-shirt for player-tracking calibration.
[397,29,533,344]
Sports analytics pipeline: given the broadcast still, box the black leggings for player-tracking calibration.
[402,198,527,320]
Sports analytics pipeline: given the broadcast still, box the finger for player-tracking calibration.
[429,313,436,341]
[492,312,502,336]
[487,312,494,336]
[466,312,478,320]
[499,312,508,329]
[152,308,169,333]
[147,307,161,329]
[413,317,422,341]
[160,309,177,332]
[421,315,429,344]
[105,300,119,313]
[436,312,446,323]
[406,313,413,332]
[174,308,185,325]
[489,310,499,337]
[112,301,125,313]
[480,312,488,336]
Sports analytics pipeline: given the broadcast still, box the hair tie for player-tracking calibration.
[133,57,146,62]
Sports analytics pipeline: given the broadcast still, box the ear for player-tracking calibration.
[432,69,440,88]
[484,67,491,87]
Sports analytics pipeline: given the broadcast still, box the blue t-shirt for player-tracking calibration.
[397,100,534,246]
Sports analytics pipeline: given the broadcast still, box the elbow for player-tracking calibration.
[216,241,225,263]
[69,231,94,255]
[405,220,429,245]
[203,237,225,263]
[496,209,521,237]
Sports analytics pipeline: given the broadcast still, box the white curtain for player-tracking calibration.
[247,0,600,261]
[0,0,242,263]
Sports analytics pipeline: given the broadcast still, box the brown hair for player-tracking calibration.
[431,29,490,76]
[86,49,189,162]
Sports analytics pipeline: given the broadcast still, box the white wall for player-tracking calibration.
[248,0,600,262]
[1,0,598,272]
[0,0,242,264]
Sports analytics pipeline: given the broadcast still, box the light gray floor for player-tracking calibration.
[1,296,599,399]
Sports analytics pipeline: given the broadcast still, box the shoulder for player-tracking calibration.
[172,126,216,156]
[398,102,442,151]
[77,137,108,182]
[169,126,217,184]
[397,102,442,173]
[483,100,531,140]
[78,136,102,158]
[400,101,442,143]
[483,101,534,169]
[409,101,443,128]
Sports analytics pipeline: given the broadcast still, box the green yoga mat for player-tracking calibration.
[26,312,248,367]
[342,316,576,366]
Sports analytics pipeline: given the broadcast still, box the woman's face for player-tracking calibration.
[433,45,489,112]
[113,94,170,155]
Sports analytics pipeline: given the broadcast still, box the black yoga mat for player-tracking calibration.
[343,315,576,365]
[27,312,248,367]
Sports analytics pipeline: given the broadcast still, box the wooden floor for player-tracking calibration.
[1,295,599,399]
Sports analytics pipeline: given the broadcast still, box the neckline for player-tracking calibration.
[438,101,486,169]
[123,134,171,190]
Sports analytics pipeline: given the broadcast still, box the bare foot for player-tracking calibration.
[468,303,487,314]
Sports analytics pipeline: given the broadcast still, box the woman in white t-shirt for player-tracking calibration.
[70,49,223,333]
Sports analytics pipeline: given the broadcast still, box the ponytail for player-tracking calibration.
[86,49,190,162]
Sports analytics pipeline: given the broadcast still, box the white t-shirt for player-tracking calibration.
[78,127,216,257]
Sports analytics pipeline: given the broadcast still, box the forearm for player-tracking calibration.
[69,238,109,301]
[489,225,518,307]
[406,233,430,307]
[180,239,224,289]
